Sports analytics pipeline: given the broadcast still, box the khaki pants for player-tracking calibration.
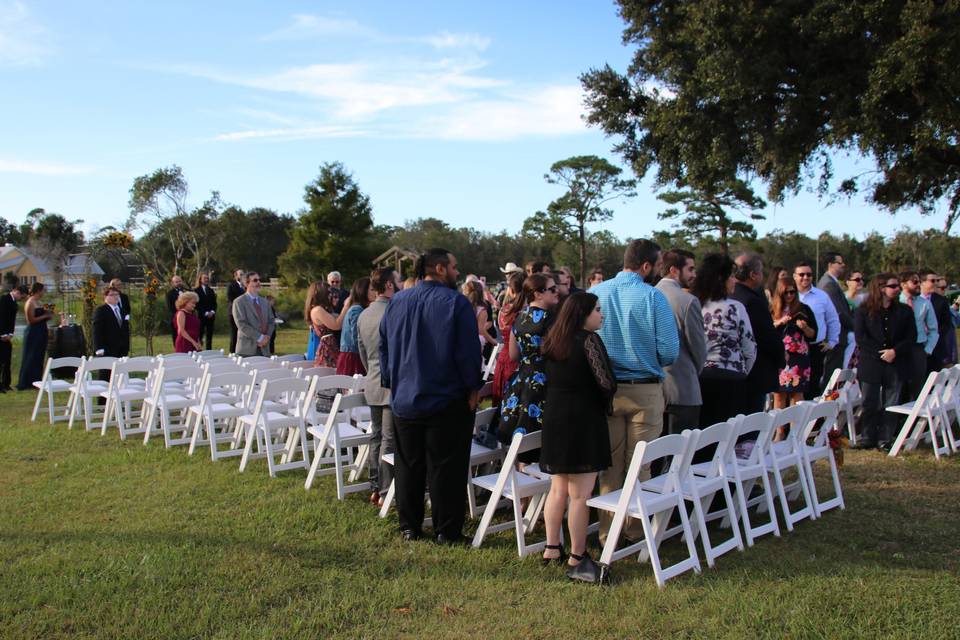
[598,382,665,543]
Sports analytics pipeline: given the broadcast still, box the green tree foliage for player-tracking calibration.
[209,206,294,279]
[21,208,84,292]
[541,156,635,283]
[657,180,766,254]
[581,1,960,231]
[278,162,374,286]
[0,216,24,246]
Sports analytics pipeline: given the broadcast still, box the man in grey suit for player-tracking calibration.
[818,252,854,388]
[358,266,400,504]
[656,250,707,434]
[231,271,275,357]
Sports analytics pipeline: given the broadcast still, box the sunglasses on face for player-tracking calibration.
[783,290,797,295]
[883,283,901,290]
[796,273,813,278]
[540,286,558,294]
[847,277,862,282]
[249,278,260,283]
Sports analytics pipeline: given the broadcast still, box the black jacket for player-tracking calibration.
[0,293,18,335]
[854,301,916,384]
[166,287,185,317]
[195,284,218,317]
[118,292,131,320]
[92,303,130,358]
[730,282,785,394]
[929,292,952,366]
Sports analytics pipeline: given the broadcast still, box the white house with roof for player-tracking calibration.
[0,244,104,290]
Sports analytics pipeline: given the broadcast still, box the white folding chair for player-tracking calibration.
[187,371,254,461]
[764,404,816,530]
[587,432,702,587]
[467,407,506,518]
[470,430,552,558]
[240,356,278,370]
[99,358,157,439]
[31,357,82,423]
[719,411,781,546]
[141,363,204,447]
[820,368,860,444]
[304,391,373,498]
[482,343,501,380]
[194,349,225,361]
[795,400,846,516]
[935,366,960,453]
[238,377,312,477]
[67,357,117,431]
[887,370,952,459]
[682,422,745,568]
[297,365,337,378]
[273,354,306,364]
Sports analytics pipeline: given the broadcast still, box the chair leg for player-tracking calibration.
[31,385,45,422]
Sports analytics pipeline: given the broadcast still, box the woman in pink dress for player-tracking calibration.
[173,291,202,353]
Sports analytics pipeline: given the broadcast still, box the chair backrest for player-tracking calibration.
[501,429,543,466]
[43,356,83,383]
[157,353,193,361]
[938,366,960,407]
[769,402,813,448]
[241,355,274,366]
[474,407,496,434]
[123,355,156,366]
[798,400,840,446]
[204,359,243,374]
[299,366,337,378]
[252,376,310,413]
[273,354,305,363]
[688,421,736,478]
[482,343,501,378]
[84,356,118,375]
[199,371,253,407]
[732,411,776,466]
[110,359,157,384]
[636,433,691,493]
[312,374,362,393]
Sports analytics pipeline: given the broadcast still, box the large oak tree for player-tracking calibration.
[582,1,960,231]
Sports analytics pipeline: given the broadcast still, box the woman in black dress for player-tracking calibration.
[16,283,55,390]
[540,292,616,583]
[770,276,818,410]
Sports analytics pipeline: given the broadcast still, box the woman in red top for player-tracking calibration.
[173,291,202,353]
[492,271,525,403]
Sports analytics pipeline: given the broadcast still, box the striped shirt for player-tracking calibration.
[590,271,679,380]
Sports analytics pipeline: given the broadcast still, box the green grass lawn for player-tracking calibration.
[2,325,960,638]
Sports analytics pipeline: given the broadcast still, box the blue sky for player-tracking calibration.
[0,0,947,244]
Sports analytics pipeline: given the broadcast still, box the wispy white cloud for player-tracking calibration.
[0,0,53,66]
[419,30,490,52]
[0,159,94,176]
[212,125,368,142]
[260,14,374,42]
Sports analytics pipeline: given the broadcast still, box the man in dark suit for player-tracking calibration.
[817,252,854,388]
[165,275,186,347]
[0,285,28,392]
[227,268,245,354]
[194,272,217,351]
[731,253,785,414]
[109,278,132,321]
[93,287,131,392]
[919,269,953,372]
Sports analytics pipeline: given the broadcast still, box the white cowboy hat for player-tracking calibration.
[499,262,523,274]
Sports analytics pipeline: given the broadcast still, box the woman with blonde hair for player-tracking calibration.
[462,280,497,353]
[173,291,202,353]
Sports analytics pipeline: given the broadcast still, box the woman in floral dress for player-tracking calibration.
[498,273,560,455]
[770,276,818,410]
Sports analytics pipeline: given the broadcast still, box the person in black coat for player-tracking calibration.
[108,278,131,321]
[93,287,131,392]
[919,269,953,372]
[165,275,186,347]
[731,254,785,414]
[853,274,917,450]
[0,285,27,392]
[194,272,217,351]
[227,268,245,354]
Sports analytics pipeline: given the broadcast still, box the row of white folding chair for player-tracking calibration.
[239,376,316,477]
[303,374,371,497]
[887,368,957,459]
[186,370,257,460]
[31,356,84,424]
[273,353,306,365]
[66,356,118,431]
[141,362,207,447]
[99,358,160,439]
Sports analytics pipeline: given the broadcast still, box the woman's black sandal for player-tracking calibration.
[541,544,567,567]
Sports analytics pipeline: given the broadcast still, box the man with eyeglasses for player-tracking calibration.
[817,253,854,390]
[591,238,679,546]
[898,271,938,401]
[232,271,274,357]
[918,269,953,372]
[794,261,840,398]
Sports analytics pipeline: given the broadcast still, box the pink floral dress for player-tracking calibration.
[775,303,818,393]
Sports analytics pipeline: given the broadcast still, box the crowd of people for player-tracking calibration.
[3,241,960,585]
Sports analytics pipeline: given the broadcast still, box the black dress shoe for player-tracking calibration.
[400,529,422,542]
[877,442,892,453]
[566,553,601,584]
[434,533,467,546]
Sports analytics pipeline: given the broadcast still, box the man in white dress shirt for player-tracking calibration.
[794,261,840,398]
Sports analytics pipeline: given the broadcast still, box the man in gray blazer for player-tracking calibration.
[357,266,401,503]
[231,271,275,357]
[818,252,854,387]
[656,250,707,434]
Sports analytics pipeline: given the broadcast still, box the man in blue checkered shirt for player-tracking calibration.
[589,239,680,543]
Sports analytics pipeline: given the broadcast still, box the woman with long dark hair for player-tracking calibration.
[691,253,757,426]
[770,276,818,410]
[853,273,916,450]
[540,292,615,583]
[498,273,560,446]
[16,282,56,390]
[306,282,349,368]
[336,277,372,376]
[492,271,525,403]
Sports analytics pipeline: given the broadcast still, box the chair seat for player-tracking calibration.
[886,401,920,415]
[194,402,247,419]
[587,486,679,515]
[35,379,74,391]
[472,470,550,499]
[239,412,299,428]
[307,422,369,446]
[157,394,195,409]
[469,442,502,465]
[100,388,149,401]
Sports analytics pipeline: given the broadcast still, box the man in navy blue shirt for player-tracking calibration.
[379,248,483,544]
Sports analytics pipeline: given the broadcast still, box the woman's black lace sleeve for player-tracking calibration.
[584,332,617,402]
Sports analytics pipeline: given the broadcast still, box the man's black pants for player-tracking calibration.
[0,340,11,389]
[393,398,473,539]
[199,317,215,351]
[805,344,826,400]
